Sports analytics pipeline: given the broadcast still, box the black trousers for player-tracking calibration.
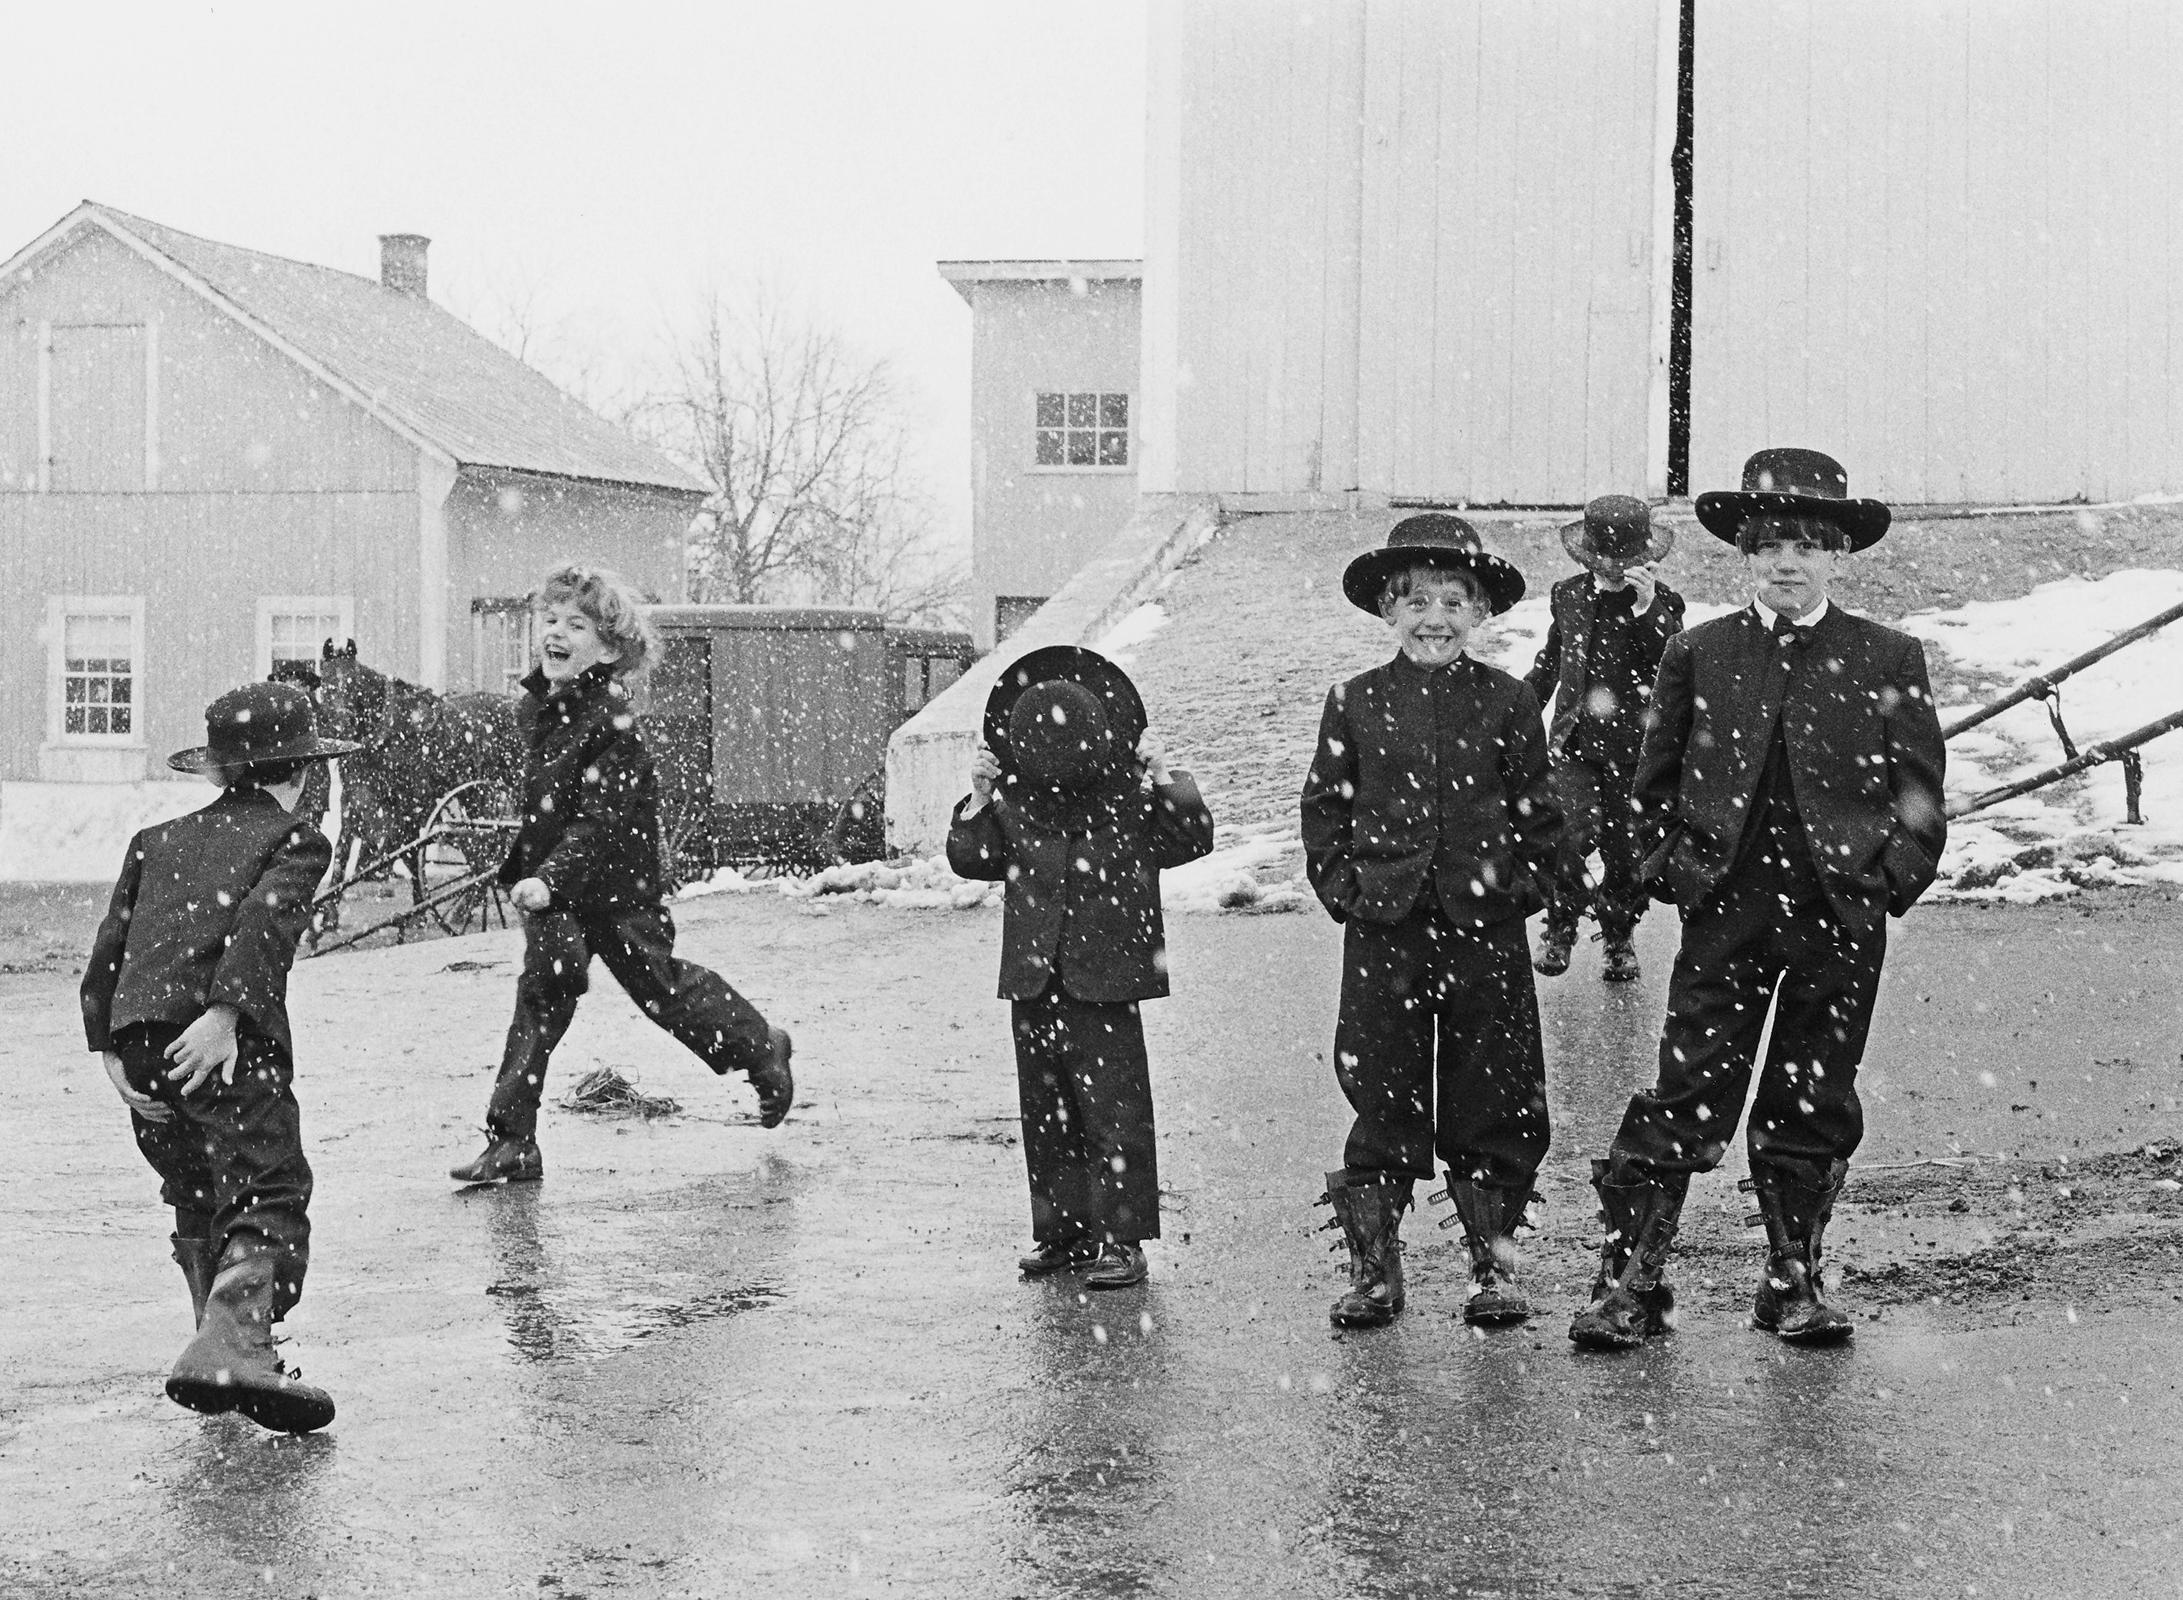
[486,904,773,1143]
[1609,875,1886,1187]
[118,1022,313,1318]
[1010,984,1161,1245]
[1332,900,1550,1188]
[1544,753,1647,939]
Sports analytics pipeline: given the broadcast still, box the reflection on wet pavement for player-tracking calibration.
[477,1181,783,1362]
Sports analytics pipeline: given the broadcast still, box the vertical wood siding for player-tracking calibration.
[1690,0,2183,503]
[0,228,422,780]
[1161,0,1661,502]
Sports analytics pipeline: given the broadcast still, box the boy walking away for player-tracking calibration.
[1569,450,1946,1353]
[1302,516,1561,1330]
[450,565,793,1185]
[948,646,1213,1290]
[1523,496,1685,982]
[83,681,360,1433]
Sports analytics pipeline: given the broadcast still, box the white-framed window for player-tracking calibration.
[472,597,537,692]
[1033,391,1130,470]
[46,596,146,745]
[256,596,354,677]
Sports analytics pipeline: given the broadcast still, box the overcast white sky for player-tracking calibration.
[1,0,1150,551]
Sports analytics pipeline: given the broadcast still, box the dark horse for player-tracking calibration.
[313,641,524,912]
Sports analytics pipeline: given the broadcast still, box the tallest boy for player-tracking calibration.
[1570,449,1947,1352]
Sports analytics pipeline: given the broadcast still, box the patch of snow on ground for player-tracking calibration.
[1096,601,1168,664]
[0,780,210,882]
[1904,568,2183,899]
[1160,820,1309,914]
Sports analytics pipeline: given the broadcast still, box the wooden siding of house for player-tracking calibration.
[0,226,422,781]
[442,471,693,691]
[1146,0,1662,504]
[1690,1,2183,504]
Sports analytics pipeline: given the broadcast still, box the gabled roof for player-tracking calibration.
[2,202,705,496]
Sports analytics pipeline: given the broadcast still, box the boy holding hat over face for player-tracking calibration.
[1568,448,1946,1353]
[948,645,1214,1290]
[1301,515,1561,1330]
[82,680,360,1433]
[1523,494,1685,982]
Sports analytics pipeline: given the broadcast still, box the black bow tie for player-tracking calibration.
[1771,614,1809,649]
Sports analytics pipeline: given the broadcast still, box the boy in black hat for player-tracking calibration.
[1569,448,1946,1353]
[1301,515,1561,1330]
[1523,495,1685,982]
[83,680,360,1433]
[450,563,795,1186]
[947,645,1214,1289]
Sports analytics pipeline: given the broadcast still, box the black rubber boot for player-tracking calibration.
[170,1232,216,1328]
[450,1137,544,1185]
[749,1026,794,1128]
[166,1245,335,1434]
[1445,1177,1533,1326]
[1569,1160,1689,1351]
[1533,923,1578,977]
[1600,934,1642,983]
[1747,1160,1854,1345]
[1322,1169,1408,1329]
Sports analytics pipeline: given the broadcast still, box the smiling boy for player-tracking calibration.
[1301,515,1560,1329]
[449,564,794,1185]
[1568,449,1946,1352]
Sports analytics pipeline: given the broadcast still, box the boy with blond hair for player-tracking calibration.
[450,563,793,1184]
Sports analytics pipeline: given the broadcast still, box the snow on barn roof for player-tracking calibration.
[3,201,705,496]
[936,259,1140,304]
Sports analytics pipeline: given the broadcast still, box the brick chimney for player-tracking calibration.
[378,234,430,298]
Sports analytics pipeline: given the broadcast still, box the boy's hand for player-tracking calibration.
[1137,729,1172,786]
[1625,563,1659,609]
[104,1050,171,1123]
[510,877,552,913]
[964,743,1002,814]
[164,1005,241,1097]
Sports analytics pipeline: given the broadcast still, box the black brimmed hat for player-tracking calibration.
[983,645,1147,794]
[1561,494,1674,576]
[1695,448,1890,551]
[168,681,361,775]
[1340,513,1525,616]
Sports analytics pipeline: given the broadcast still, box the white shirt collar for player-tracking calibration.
[1752,595,1830,628]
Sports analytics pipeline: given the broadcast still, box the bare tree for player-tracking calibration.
[650,288,963,622]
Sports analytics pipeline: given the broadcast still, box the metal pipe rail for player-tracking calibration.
[1942,598,2183,741]
[1945,706,2183,820]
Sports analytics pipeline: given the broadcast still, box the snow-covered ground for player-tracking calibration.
[1904,568,2183,902]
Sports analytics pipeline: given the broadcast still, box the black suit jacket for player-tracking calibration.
[1522,572,1685,760]
[1635,605,1948,920]
[947,772,1214,1002]
[81,788,332,1053]
[498,663,664,916]
[1300,653,1559,928]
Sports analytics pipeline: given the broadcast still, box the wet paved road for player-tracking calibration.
[4,893,2181,1597]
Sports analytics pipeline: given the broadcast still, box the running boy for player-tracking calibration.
[84,680,359,1433]
[948,645,1213,1289]
[1302,515,1560,1329]
[449,564,793,1185]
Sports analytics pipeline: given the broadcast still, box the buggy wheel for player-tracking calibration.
[825,769,888,865]
[422,780,518,935]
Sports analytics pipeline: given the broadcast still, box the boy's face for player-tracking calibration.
[538,600,622,685]
[1741,517,1840,618]
[1380,568,1486,667]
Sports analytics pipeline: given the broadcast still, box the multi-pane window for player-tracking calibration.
[269,610,344,668]
[472,598,537,692]
[62,611,135,739]
[1034,391,1129,468]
